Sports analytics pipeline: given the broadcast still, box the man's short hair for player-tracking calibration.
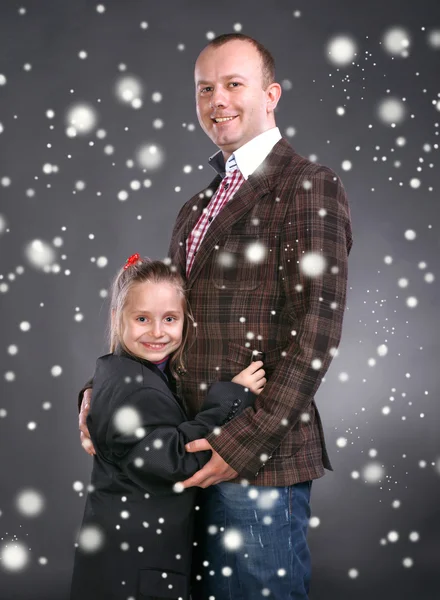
[206,33,276,90]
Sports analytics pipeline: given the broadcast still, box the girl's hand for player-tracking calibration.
[232,361,266,395]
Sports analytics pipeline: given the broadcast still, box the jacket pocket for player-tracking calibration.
[138,568,188,598]
[226,342,255,367]
[227,342,285,373]
[272,404,317,458]
[212,235,269,291]
[271,425,305,458]
[261,345,287,380]
[227,342,306,458]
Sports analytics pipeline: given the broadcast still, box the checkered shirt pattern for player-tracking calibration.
[186,158,244,276]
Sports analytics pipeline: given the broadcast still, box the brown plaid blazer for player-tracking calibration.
[168,138,353,486]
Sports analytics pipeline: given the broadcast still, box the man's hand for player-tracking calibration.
[79,389,96,456]
[180,439,238,488]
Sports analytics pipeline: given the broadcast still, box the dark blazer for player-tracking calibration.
[168,138,353,486]
[70,349,254,600]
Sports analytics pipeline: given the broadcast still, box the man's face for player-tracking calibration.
[195,40,280,157]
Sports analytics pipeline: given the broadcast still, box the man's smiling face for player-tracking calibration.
[195,39,281,159]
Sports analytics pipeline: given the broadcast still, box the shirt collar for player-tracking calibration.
[225,154,238,173]
[208,127,281,180]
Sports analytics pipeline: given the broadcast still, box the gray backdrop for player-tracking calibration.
[0,0,439,598]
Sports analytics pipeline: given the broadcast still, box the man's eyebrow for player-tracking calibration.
[196,74,247,86]
[224,74,247,80]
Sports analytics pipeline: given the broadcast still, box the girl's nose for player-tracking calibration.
[150,321,164,337]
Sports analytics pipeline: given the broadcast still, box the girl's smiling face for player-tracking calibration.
[120,280,184,363]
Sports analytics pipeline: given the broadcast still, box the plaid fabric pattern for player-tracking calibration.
[169,139,353,487]
[186,160,244,276]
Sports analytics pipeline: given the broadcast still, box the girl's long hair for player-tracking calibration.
[109,257,193,379]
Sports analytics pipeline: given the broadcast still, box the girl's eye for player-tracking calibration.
[137,317,147,323]
[164,316,176,323]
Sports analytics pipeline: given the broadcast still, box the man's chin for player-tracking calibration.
[212,137,241,154]
[205,128,240,149]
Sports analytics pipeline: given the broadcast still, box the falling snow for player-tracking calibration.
[326,35,358,66]
[112,406,142,435]
[0,6,438,599]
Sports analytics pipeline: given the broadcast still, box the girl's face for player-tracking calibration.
[120,280,184,363]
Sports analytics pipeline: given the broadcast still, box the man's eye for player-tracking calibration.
[200,87,212,93]
[229,82,240,87]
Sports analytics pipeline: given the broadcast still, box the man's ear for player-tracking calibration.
[266,82,282,114]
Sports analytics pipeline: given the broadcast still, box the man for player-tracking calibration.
[80,33,352,599]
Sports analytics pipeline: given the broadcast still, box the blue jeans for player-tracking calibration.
[191,481,312,599]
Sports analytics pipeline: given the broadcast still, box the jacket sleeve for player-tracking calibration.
[107,382,254,494]
[207,166,352,478]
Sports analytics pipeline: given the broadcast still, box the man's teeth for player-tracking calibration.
[215,116,235,122]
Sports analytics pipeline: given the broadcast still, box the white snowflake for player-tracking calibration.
[326,35,358,66]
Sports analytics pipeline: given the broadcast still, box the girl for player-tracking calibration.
[70,255,265,600]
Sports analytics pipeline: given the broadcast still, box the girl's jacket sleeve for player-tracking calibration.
[106,382,254,494]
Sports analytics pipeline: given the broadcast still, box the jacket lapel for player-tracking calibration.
[186,177,269,287]
[114,345,171,388]
[187,140,294,287]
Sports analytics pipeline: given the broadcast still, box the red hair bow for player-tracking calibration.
[123,253,141,270]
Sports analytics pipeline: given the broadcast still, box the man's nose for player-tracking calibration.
[210,86,228,109]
